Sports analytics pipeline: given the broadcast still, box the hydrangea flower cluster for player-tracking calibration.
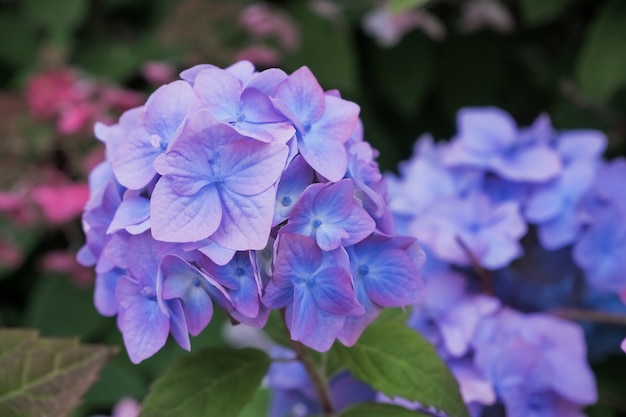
[386,107,626,416]
[77,61,425,363]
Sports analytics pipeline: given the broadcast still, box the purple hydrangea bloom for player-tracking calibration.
[115,232,191,363]
[79,61,425,361]
[161,254,230,336]
[473,308,597,417]
[201,250,269,327]
[573,206,626,292]
[273,66,360,181]
[263,233,364,351]
[113,81,199,190]
[280,179,376,251]
[151,110,289,248]
[442,107,562,182]
[410,191,526,269]
[193,66,295,143]
[525,160,597,249]
[273,155,314,226]
[339,234,425,345]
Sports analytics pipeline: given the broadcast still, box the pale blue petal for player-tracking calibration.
[151,177,222,243]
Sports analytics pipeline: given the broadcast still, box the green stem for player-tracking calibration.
[280,309,335,415]
[290,339,335,416]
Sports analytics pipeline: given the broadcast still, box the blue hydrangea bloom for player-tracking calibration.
[442,107,562,182]
[273,66,360,182]
[113,81,199,190]
[263,234,364,351]
[151,109,289,248]
[280,179,376,251]
[79,61,425,361]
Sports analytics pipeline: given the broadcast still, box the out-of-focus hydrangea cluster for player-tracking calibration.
[78,60,425,364]
[384,107,626,416]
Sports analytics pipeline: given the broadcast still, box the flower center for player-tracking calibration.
[141,286,157,301]
[281,196,292,207]
[150,134,167,150]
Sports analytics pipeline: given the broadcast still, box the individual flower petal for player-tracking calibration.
[116,276,170,364]
[281,180,375,250]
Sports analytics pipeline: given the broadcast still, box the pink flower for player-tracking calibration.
[58,104,97,134]
[111,398,141,417]
[239,3,300,51]
[31,183,90,224]
[26,69,84,120]
[141,61,177,85]
[0,191,37,225]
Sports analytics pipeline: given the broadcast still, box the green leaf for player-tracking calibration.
[519,0,573,26]
[339,402,433,417]
[22,274,108,340]
[367,32,434,118]
[262,310,291,348]
[333,316,470,417]
[0,11,38,69]
[238,387,271,417]
[389,0,431,14]
[0,328,118,417]
[575,0,626,105]
[139,347,271,417]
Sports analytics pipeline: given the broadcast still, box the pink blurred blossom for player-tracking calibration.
[26,68,144,135]
[111,398,141,417]
[0,191,37,225]
[40,250,93,287]
[91,397,141,417]
[26,69,85,120]
[234,45,282,67]
[239,3,300,51]
[58,104,97,135]
[362,6,446,47]
[31,182,90,224]
[141,61,177,85]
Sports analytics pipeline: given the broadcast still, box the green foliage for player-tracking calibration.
[0,328,117,417]
[519,0,574,26]
[238,387,271,417]
[575,0,626,105]
[0,11,38,70]
[333,314,470,417]
[284,2,359,95]
[22,274,108,339]
[23,0,87,33]
[139,347,271,417]
[263,309,292,348]
[367,33,434,118]
[339,402,433,417]
[389,0,431,14]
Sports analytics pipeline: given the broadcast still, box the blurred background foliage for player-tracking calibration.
[0,0,625,415]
